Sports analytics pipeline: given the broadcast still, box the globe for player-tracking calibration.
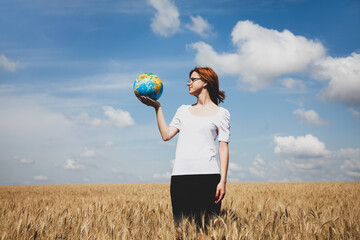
[133,73,163,100]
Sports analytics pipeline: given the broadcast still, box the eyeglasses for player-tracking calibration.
[187,77,202,84]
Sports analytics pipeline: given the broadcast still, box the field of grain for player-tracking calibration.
[0,182,359,239]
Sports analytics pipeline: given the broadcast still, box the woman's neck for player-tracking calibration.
[195,90,216,107]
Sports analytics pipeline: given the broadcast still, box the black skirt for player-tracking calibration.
[170,174,221,228]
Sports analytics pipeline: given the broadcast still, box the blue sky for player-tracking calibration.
[0,0,359,185]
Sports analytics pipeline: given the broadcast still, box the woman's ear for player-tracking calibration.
[203,81,208,88]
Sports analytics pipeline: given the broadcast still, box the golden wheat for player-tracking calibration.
[0,182,359,239]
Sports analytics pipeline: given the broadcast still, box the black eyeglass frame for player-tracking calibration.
[187,77,202,84]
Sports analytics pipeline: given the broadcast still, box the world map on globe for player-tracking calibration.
[133,73,163,100]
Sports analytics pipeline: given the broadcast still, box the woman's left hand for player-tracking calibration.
[215,181,226,204]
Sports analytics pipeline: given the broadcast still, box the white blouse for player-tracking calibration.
[169,105,231,176]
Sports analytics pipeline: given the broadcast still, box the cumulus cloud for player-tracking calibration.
[272,135,359,181]
[103,106,135,128]
[82,148,96,158]
[313,53,360,106]
[273,135,330,180]
[0,54,20,72]
[190,20,325,91]
[64,159,85,170]
[185,15,213,37]
[280,77,306,90]
[14,156,34,164]
[104,141,114,147]
[348,107,359,117]
[293,108,327,126]
[227,162,245,180]
[274,134,330,158]
[339,148,360,178]
[73,106,135,128]
[229,162,243,171]
[249,154,267,178]
[148,0,180,37]
[277,144,360,181]
[73,112,102,126]
[33,175,48,181]
[189,20,359,107]
[210,136,360,182]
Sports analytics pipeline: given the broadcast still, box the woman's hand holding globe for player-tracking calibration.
[138,96,161,109]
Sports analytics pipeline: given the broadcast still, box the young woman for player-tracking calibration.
[139,66,230,232]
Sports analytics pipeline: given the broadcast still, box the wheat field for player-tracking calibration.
[0,182,359,239]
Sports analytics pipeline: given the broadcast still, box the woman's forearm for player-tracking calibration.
[219,141,229,183]
[138,96,178,141]
[155,106,178,141]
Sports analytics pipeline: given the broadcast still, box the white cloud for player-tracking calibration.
[153,171,171,179]
[185,15,213,37]
[0,94,140,184]
[189,20,359,107]
[82,148,96,158]
[274,134,330,158]
[148,0,180,37]
[73,112,102,126]
[293,108,327,126]
[102,106,135,128]
[280,77,306,90]
[104,141,114,147]
[313,53,360,105]
[229,162,243,171]
[249,167,265,178]
[64,158,85,170]
[20,158,34,164]
[345,171,360,178]
[271,135,360,181]
[339,148,360,178]
[33,175,48,181]
[249,154,267,178]
[190,20,325,91]
[0,54,20,72]
[228,162,245,180]
[348,108,359,117]
[253,154,265,167]
[14,156,34,164]
[73,106,135,128]
[284,159,323,170]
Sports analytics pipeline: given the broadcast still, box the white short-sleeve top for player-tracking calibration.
[169,105,231,176]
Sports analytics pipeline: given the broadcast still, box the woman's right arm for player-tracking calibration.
[155,106,179,141]
[139,97,179,141]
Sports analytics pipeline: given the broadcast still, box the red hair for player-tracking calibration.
[189,66,225,105]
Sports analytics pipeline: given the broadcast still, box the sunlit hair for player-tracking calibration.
[189,66,225,105]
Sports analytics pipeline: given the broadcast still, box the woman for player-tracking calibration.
[139,66,230,232]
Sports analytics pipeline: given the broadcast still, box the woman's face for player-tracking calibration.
[188,71,206,96]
